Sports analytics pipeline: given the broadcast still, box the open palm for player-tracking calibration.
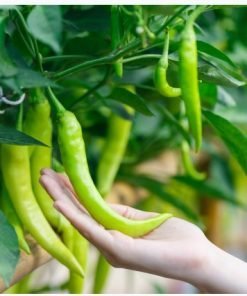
[40,168,210,285]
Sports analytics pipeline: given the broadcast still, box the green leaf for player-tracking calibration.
[65,6,110,33]
[174,175,247,209]
[27,6,62,53]
[217,86,236,107]
[198,60,245,87]
[0,125,48,146]
[118,173,201,223]
[0,53,18,78]
[0,16,18,78]
[1,69,57,92]
[168,55,246,88]
[107,87,153,116]
[203,109,247,174]
[0,210,20,286]
[16,69,57,89]
[199,83,217,108]
[197,40,236,68]
[103,100,134,121]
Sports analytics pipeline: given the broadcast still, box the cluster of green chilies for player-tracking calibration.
[0,6,207,293]
[154,7,205,178]
[0,105,84,277]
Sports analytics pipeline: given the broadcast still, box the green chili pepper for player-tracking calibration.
[0,178,30,254]
[55,160,89,294]
[181,140,205,180]
[97,105,134,196]
[111,5,123,77]
[154,30,181,98]
[1,105,84,276]
[68,228,88,294]
[93,86,135,293]
[24,89,71,234]
[179,8,205,152]
[48,88,172,238]
[4,274,31,294]
[92,255,110,293]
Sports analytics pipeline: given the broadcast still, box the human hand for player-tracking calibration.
[40,169,247,293]
[40,168,212,287]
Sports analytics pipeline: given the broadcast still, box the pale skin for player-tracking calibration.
[40,168,247,293]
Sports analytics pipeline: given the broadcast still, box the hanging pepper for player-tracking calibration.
[154,30,181,98]
[24,89,72,235]
[181,140,205,180]
[1,104,84,276]
[47,87,172,237]
[93,85,135,293]
[68,228,88,294]
[179,7,205,152]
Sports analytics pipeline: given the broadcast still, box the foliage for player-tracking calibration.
[0,4,247,292]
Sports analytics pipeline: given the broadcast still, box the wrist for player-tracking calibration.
[189,240,218,292]
[187,239,247,293]
[181,237,218,292]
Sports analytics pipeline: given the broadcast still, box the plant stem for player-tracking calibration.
[32,37,43,72]
[46,87,65,115]
[10,11,35,58]
[52,39,141,80]
[69,66,112,110]
[123,54,160,63]
[13,8,35,53]
[49,6,189,81]
[43,55,91,63]
[16,103,23,131]
[187,5,207,27]
[120,6,134,16]
[155,5,188,35]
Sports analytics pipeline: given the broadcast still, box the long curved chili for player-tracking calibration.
[1,105,84,276]
[181,140,205,180]
[68,228,88,293]
[24,89,72,234]
[48,88,172,238]
[179,8,205,152]
[154,30,181,98]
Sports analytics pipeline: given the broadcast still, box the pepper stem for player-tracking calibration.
[46,87,65,116]
[187,5,207,28]
[16,103,23,132]
[29,88,45,104]
[159,29,169,68]
[162,29,169,60]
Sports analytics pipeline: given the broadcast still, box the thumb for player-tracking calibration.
[110,204,158,221]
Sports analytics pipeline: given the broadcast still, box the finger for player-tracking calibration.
[110,204,158,220]
[56,173,85,210]
[54,200,115,253]
[42,168,75,195]
[40,169,86,212]
[57,173,75,193]
[40,174,83,212]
